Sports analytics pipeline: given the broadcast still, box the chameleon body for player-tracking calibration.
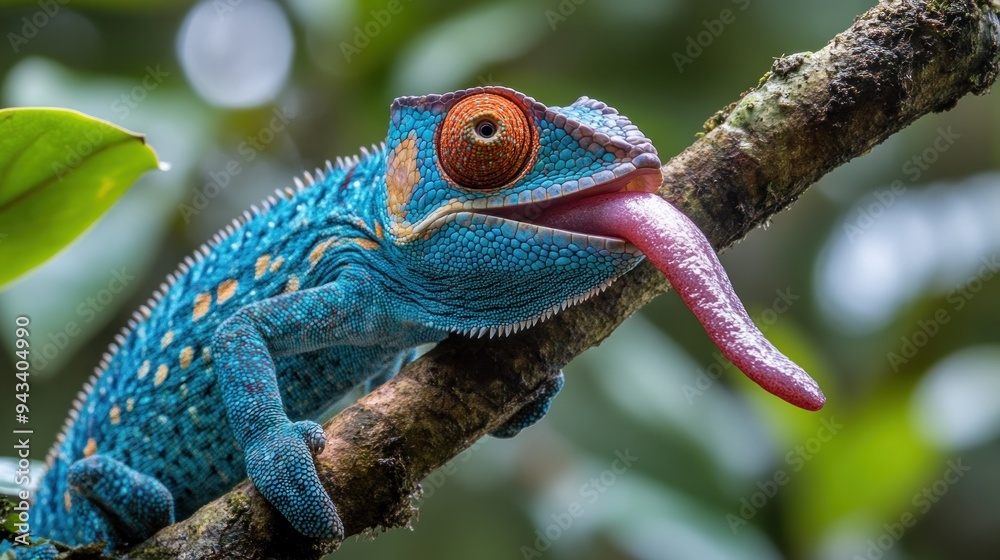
[17,86,823,555]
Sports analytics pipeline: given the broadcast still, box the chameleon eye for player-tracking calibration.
[438,93,534,190]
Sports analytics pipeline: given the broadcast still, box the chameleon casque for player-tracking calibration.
[15,86,825,555]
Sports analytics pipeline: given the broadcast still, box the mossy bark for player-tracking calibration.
[89,1,1000,558]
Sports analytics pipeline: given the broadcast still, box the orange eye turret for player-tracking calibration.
[437,93,535,190]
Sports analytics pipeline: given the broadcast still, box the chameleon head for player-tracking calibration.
[378,86,661,336]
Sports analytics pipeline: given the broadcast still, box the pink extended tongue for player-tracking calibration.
[537,192,825,411]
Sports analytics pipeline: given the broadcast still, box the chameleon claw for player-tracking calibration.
[296,420,327,456]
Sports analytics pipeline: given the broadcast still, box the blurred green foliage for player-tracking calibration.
[0,108,158,286]
[2,1,999,559]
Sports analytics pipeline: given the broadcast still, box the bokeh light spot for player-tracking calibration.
[816,174,1000,333]
[177,0,294,108]
[913,346,1000,450]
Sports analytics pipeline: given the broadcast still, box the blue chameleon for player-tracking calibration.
[15,86,822,557]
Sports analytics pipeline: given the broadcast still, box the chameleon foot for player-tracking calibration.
[67,455,175,545]
[244,421,344,541]
[8,541,59,560]
[490,370,565,439]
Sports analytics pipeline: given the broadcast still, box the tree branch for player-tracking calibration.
[116,1,1000,558]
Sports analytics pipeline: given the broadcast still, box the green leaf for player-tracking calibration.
[0,108,159,287]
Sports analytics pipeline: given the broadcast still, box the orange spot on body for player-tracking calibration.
[83,438,97,457]
[160,330,174,349]
[64,490,72,512]
[374,221,384,239]
[138,360,150,380]
[270,256,285,273]
[217,279,238,304]
[284,275,300,294]
[109,404,120,425]
[179,346,194,369]
[255,255,271,279]
[193,293,212,320]
[309,238,338,267]
[154,364,168,386]
[353,238,380,251]
[386,132,420,222]
[126,398,135,412]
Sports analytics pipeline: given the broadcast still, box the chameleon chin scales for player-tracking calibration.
[16,87,824,556]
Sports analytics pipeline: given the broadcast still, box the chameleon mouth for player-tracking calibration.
[460,154,663,249]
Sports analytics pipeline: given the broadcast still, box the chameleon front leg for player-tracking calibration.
[212,271,382,541]
[10,542,58,560]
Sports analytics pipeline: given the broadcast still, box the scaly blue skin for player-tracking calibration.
[16,87,660,556]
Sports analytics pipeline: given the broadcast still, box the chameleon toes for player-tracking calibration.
[244,423,343,541]
[296,420,327,456]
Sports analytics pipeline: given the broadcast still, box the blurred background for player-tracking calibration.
[2,0,999,558]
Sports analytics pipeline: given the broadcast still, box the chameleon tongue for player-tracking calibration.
[537,191,825,411]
